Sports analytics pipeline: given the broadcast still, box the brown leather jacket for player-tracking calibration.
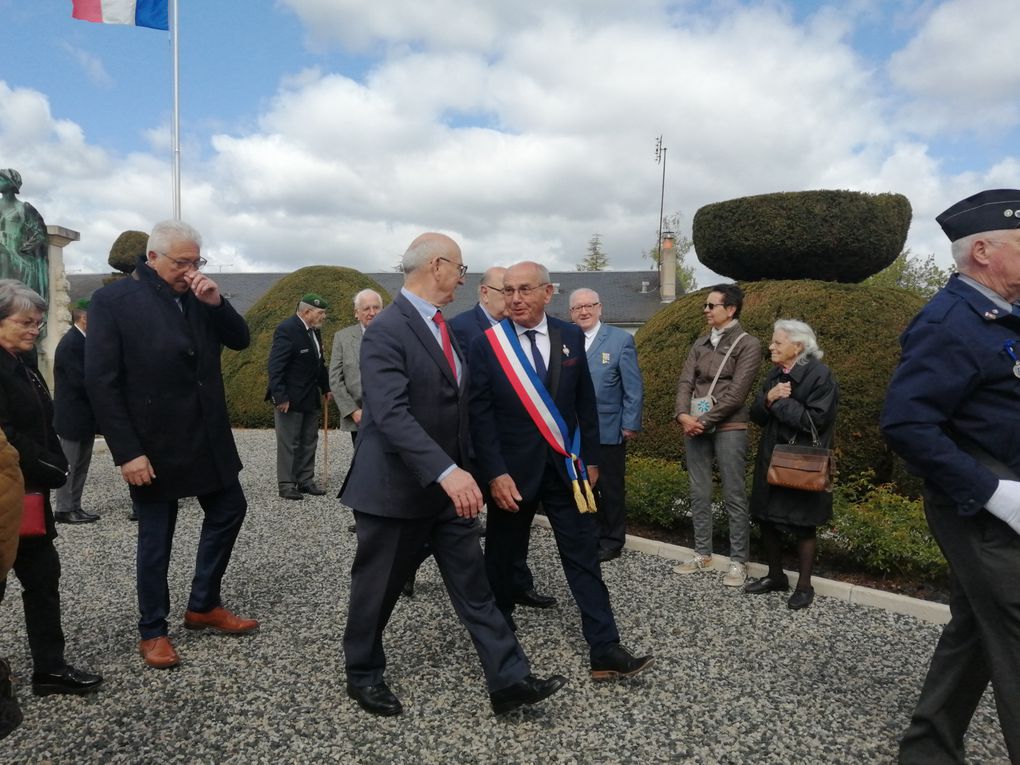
[674,321,763,430]
[0,429,23,583]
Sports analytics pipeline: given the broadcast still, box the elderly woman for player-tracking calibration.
[744,319,839,609]
[673,284,762,587]
[0,280,102,695]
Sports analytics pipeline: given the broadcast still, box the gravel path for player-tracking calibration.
[0,430,1008,764]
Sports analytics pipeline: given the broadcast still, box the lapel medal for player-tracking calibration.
[563,344,570,357]
[1014,361,1020,379]
[601,352,610,365]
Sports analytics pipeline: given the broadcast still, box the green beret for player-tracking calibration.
[73,298,90,311]
[302,293,329,309]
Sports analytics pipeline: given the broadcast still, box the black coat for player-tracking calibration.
[265,315,329,412]
[53,326,96,440]
[749,359,839,528]
[0,349,68,543]
[85,256,250,502]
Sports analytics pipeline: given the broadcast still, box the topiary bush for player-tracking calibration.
[692,190,911,282]
[632,280,925,492]
[221,266,391,428]
[108,230,148,274]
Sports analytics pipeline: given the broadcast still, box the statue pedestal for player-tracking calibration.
[38,225,79,387]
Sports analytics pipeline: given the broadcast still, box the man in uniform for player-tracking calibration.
[882,189,1020,763]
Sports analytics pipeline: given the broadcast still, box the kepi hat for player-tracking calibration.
[936,189,1020,241]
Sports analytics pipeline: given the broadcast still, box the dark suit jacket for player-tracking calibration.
[340,292,469,519]
[469,315,601,502]
[86,256,250,502]
[448,303,494,359]
[265,314,330,412]
[53,326,96,441]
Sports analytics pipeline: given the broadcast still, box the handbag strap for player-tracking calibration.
[704,332,747,400]
[788,411,821,447]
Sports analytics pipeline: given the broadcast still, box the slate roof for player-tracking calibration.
[68,270,674,326]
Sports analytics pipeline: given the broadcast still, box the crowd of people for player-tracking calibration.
[1,189,1018,762]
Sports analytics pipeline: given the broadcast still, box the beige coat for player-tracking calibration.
[329,324,364,431]
[0,429,24,583]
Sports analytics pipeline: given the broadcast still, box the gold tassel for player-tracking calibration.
[581,479,598,513]
[571,480,589,513]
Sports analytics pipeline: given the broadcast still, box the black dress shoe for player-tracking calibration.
[743,575,790,594]
[279,487,304,500]
[787,587,815,610]
[31,666,103,696]
[346,682,402,716]
[0,657,23,740]
[298,483,326,496]
[513,589,557,609]
[79,509,101,521]
[598,547,622,563]
[590,644,654,681]
[128,510,138,522]
[401,571,416,598]
[490,673,568,715]
[54,509,98,525]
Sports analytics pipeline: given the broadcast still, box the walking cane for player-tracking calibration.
[321,395,330,489]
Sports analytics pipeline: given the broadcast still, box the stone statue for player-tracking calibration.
[0,169,48,301]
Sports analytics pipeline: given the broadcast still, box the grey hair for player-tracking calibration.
[569,288,600,306]
[402,237,449,274]
[147,219,203,256]
[951,229,1015,270]
[0,279,47,321]
[774,319,823,364]
[297,301,323,314]
[508,261,551,284]
[353,289,382,309]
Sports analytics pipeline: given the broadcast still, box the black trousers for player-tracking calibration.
[595,441,627,553]
[898,491,1020,764]
[1,539,66,674]
[485,464,620,658]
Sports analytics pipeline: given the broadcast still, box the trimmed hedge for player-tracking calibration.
[109,230,147,274]
[222,266,391,428]
[692,190,911,282]
[632,280,925,491]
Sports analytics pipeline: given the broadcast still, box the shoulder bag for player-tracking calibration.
[690,332,747,416]
[766,413,834,493]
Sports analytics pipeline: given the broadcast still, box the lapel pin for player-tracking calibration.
[563,345,570,357]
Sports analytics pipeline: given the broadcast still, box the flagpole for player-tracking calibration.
[171,0,181,219]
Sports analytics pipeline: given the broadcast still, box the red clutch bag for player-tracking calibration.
[19,493,46,537]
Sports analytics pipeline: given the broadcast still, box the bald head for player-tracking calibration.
[401,232,466,306]
[479,266,508,320]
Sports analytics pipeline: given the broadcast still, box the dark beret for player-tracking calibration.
[936,189,1020,241]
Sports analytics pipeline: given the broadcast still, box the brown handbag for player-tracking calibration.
[766,415,834,493]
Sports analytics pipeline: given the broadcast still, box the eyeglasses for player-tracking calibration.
[570,302,600,313]
[703,302,728,311]
[436,257,468,277]
[4,318,45,333]
[502,283,550,298]
[157,252,207,271]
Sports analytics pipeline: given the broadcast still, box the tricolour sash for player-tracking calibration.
[485,319,597,513]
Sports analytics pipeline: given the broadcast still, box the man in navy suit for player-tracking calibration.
[266,294,331,500]
[569,289,643,562]
[53,298,99,524]
[449,267,556,609]
[341,234,566,717]
[469,261,653,680]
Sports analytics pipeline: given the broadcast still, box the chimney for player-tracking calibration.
[551,282,560,294]
[660,231,677,303]
[640,280,650,294]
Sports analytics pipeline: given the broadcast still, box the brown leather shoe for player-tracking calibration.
[184,606,259,634]
[139,637,180,669]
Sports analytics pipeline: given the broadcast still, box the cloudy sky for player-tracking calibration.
[2,0,1019,282]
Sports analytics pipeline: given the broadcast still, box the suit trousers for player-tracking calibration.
[344,506,529,692]
[274,407,320,489]
[133,479,248,640]
[2,539,66,673]
[898,492,1020,764]
[684,428,750,563]
[595,441,627,553]
[55,436,95,515]
[486,463,621,659]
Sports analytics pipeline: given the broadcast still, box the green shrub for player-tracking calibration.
[692,190,911,282]
[822,473,947,580]
[625,456,690,529]
[633,280,925,492]
[108,230,148,274]
[222,266,390,428]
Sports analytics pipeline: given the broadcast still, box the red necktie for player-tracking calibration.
[432,309,458,382]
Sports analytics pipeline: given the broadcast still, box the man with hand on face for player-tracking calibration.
[266,294,332,500]
[329,289,383,446]
[469,261,653,680]
[569,289,643,563]
[341,234,566,718]
[86,219,258,670]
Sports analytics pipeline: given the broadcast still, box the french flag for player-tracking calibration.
[71,0,169,31]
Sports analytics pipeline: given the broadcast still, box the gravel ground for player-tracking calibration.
[0,429,1009,764]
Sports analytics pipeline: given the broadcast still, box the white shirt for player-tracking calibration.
[583,321,601,352]
[513,315,551,374]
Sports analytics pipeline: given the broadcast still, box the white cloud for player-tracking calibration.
[60,43,114,89]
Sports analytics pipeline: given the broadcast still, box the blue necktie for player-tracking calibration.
[524,329,547,383]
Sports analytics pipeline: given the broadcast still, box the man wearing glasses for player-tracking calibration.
[569,289,643,563]
[86,219,258,670]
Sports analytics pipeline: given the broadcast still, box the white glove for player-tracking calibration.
[985,480,1020,535]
